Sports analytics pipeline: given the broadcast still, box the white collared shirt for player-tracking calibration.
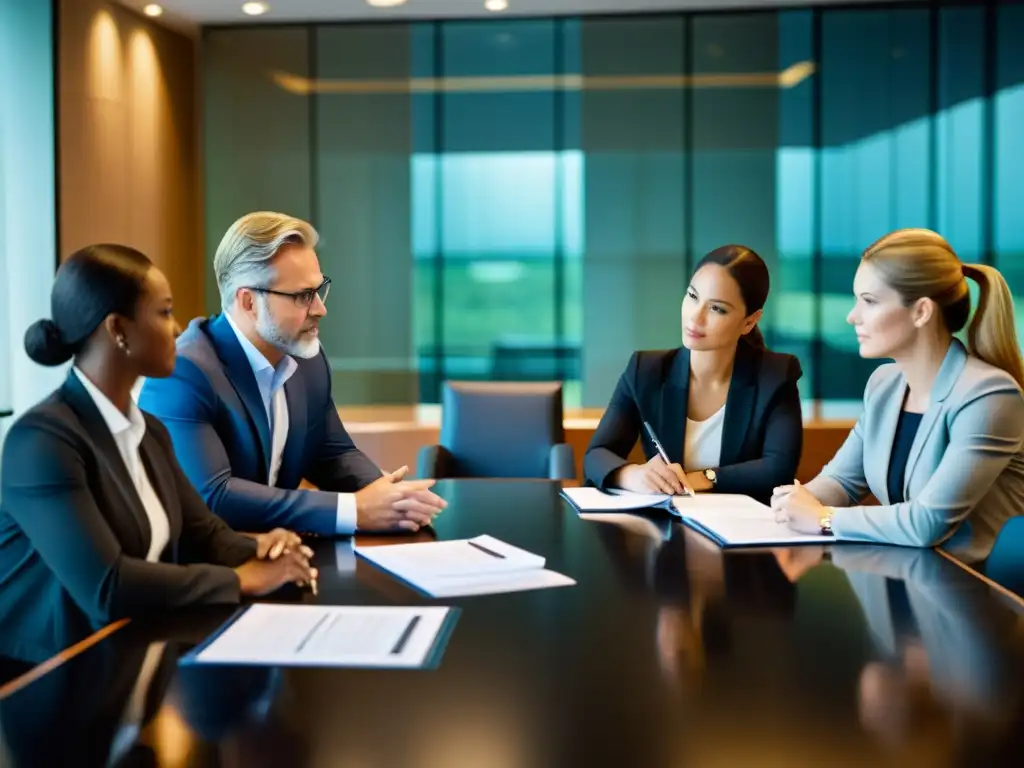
[74,368,171,562]
[224,313,357,534]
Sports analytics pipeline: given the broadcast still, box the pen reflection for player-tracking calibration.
[590,519,797,695]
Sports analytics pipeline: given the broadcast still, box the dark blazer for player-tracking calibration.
[584,343,803,504]
[138,314,382,535]
[0,374,256,650]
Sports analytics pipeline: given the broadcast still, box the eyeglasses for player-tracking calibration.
[247,277,331,309]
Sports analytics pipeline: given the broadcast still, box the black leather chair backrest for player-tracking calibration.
[439,381,565,479]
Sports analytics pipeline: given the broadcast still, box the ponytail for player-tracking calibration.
[962,263,1024,389]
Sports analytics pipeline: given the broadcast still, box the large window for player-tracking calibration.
[0,0,59,440]
[203,1,1024,413]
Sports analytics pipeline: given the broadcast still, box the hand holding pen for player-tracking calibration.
[613,422,695,497]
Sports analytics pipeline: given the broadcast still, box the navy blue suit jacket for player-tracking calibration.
[139,314,382,535]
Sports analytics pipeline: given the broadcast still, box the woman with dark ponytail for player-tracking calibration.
[0,245,316,642]
[584,245,803,504]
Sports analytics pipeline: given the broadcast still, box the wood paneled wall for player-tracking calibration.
[58,1,203,321]
[340,411,856,485]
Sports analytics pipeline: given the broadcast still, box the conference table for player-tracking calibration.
[2,479,1023,767]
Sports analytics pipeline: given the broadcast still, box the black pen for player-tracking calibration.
[468,539,506,559]
[642,421,694,497]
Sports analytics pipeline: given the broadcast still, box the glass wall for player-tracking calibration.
[203,1,1024,414]
[0,0,59,436]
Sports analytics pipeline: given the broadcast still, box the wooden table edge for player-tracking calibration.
[936,548,1024,611]
[0,619,130,701]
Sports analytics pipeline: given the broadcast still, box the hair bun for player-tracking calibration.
[24,319,74,366]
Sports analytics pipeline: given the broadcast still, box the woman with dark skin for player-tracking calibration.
[0,244,316,632]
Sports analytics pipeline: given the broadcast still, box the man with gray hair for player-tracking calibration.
[140,211,446,535]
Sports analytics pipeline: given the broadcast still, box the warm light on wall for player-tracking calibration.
[88,11,123,102]
[143,4,163,17]
[128,29,162,189]
[241,1,270,15]
[485,0,509,10]
[367,0,407,7]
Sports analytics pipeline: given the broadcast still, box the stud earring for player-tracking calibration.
[117,336,130,355]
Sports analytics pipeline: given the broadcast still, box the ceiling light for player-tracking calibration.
[367,0,407,7]
[485,0,508,10]
[143,3,163,16]
[241,1,270,15]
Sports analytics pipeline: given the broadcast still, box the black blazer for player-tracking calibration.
[583,343,804,503]
[0,373,257,652]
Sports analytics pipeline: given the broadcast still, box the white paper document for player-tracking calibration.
[561,487,671,512]
[672,494,829,547]
[357,535,576,598]
[190,604,455,668]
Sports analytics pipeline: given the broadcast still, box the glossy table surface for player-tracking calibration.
[2,479,1023,767]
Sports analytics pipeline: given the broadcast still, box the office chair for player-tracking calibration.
[416,381,576,481]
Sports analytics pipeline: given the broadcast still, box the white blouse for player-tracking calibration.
[684,405,725,472]
[74,369,171,562]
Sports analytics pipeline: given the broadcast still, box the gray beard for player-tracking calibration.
[255,297,321,359]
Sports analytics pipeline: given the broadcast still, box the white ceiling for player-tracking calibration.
[119,0,919,27]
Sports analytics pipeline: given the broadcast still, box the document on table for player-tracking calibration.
[182,604,459,669]
[671,494,830,547]
[356,535,576,598]
[561,487,672,512]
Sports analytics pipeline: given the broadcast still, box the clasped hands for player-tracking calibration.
[234,467,447,597]
[236,528,318,597]
[355,465,448,532]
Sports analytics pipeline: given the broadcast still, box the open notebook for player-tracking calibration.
[671,494,828,548]
[356,535,577,598]
[564,488,829,548]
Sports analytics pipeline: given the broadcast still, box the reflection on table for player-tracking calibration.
[1,480,1022,767]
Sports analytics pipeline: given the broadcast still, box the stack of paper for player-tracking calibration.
[356,535,576,598]
[672,494,830,548]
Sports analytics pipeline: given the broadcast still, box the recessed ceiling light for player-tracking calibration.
[367,0,407,7]
[485,0,508,11]
[241,1,270,15]
[143,3,163,16]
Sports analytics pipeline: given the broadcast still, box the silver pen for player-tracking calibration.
[642,421,694,496]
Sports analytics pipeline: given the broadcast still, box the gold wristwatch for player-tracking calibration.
[820,508,835,537]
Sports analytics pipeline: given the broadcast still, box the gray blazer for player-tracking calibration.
[817,340,1024,562]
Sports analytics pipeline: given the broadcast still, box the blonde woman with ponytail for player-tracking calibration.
[772,229,1024,562]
